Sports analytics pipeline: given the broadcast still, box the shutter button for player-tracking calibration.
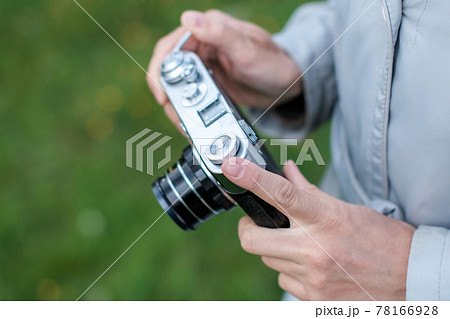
[182,83,200,100]
[206,133,240,165]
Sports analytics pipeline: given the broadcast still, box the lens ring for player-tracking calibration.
[176,162,219,215]
[152,146,236,231]
[151,181,191,231]
[164,172,204,223]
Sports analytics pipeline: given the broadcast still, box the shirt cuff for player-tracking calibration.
[406,225,450,300]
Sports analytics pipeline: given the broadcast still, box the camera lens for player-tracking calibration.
[152,146,236,231]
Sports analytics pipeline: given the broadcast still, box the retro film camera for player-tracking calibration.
[152,32,290,231]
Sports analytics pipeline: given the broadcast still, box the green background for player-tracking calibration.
[0,0,329,300]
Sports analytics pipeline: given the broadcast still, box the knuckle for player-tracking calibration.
[314,250,330,268]
[321,200,346,228]
[304,183,319,194]
[309,272,328,291]
[205,9,225,19]
[278,274,304,299]
[205,10,228,37]
[292,239,306,262]
[261,256,271,268]
[212,23,226,40]
[274,183,298,209]
[155,37,168,51]
[304,247,330,270]
[235,50,257,68]
[277,274,287,290]
[246,168,261,191]
[305,289,324,301]
[252,26,272,44]
[239,228,254,252]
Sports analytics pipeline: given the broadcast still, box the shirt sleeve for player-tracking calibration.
[366,200,450,300]
[406,225,450,300]
[249,1,338,139]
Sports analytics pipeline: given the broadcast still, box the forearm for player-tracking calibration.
[249,1,338,138]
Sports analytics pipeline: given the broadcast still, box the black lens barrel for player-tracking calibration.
[152,146,236,231]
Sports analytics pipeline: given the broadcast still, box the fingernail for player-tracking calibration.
[223,161,243,179]
[287,160,295,166]
[182,11,204,28]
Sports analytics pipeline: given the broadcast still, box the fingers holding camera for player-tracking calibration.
[162,101,181,130]
[181,10,243,53]
[149,8,302,120]
[229,156,415,300]
[147,26,197,106]
[262,256,295,275]
[181,10,303,107]
[238,216,297,259]
[222,157,327,224]
[146,11,236,125]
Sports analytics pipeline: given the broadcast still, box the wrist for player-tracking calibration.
[276,49,303,103]
[270,90,306,128]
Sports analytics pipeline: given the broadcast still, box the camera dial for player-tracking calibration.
[182,83,200,100]
[206,133,240,165]
[161,51,184,83]
[161,51,199,84]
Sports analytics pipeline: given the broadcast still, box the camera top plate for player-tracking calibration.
[160,49,267,175]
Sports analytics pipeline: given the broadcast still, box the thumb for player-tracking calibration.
[222,158,326,223]
[181,10,240,50]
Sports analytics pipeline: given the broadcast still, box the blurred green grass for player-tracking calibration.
[0,0,328,300]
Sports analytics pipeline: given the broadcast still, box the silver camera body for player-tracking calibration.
[160,50,266,176]
[152,33,290,231]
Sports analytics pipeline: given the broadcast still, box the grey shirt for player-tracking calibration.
[253,0,450,300]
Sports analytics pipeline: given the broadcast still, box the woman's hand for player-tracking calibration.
[221,158,416,300]
[147,10,302,127]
